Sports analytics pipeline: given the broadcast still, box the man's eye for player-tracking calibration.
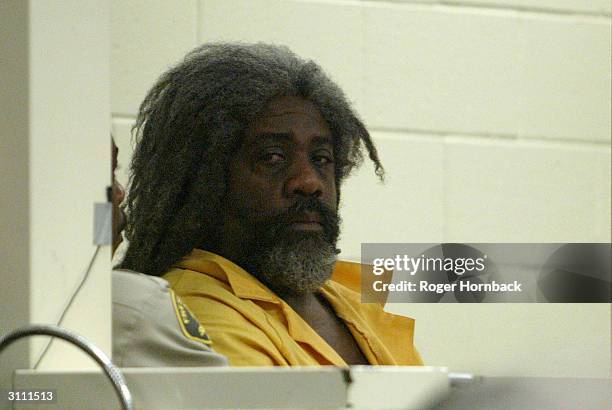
[312,154,334,166]
[260,152,285,164]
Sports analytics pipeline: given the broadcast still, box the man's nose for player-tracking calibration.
[284,157,323,198]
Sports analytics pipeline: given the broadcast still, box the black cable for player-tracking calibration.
[33,245,101,369]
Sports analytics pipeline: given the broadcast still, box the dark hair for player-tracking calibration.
[120,42,383,276]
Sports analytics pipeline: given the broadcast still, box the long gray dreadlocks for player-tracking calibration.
[120,42,383,276]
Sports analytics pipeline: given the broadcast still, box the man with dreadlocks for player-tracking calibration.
[120,43,423,366]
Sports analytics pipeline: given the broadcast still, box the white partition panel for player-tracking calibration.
[0,0,112,389]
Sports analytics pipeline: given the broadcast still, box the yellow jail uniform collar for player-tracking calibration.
[164,249,423,367]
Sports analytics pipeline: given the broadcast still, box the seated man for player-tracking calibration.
[118,43,423,367]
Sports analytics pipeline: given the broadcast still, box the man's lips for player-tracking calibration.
[286,213,323,231]
[287,212,322,224]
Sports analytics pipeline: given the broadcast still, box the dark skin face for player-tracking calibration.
[218,96,338,262]
[217,96,368,365]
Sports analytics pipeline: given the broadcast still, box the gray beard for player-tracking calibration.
[254,233,337,296]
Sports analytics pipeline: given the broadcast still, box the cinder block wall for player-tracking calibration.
[110,0,611,377]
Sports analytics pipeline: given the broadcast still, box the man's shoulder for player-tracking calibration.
[112,268,170,308]
[162,264,278,344]
[111,268,228,367]
[164,251,279,305]
[163,266,230,294]
[163,266,253,315]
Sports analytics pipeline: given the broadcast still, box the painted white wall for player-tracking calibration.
[0,0,111,386]
[109,0,611,377]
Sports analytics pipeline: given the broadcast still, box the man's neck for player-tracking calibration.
[283,292,325,327]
